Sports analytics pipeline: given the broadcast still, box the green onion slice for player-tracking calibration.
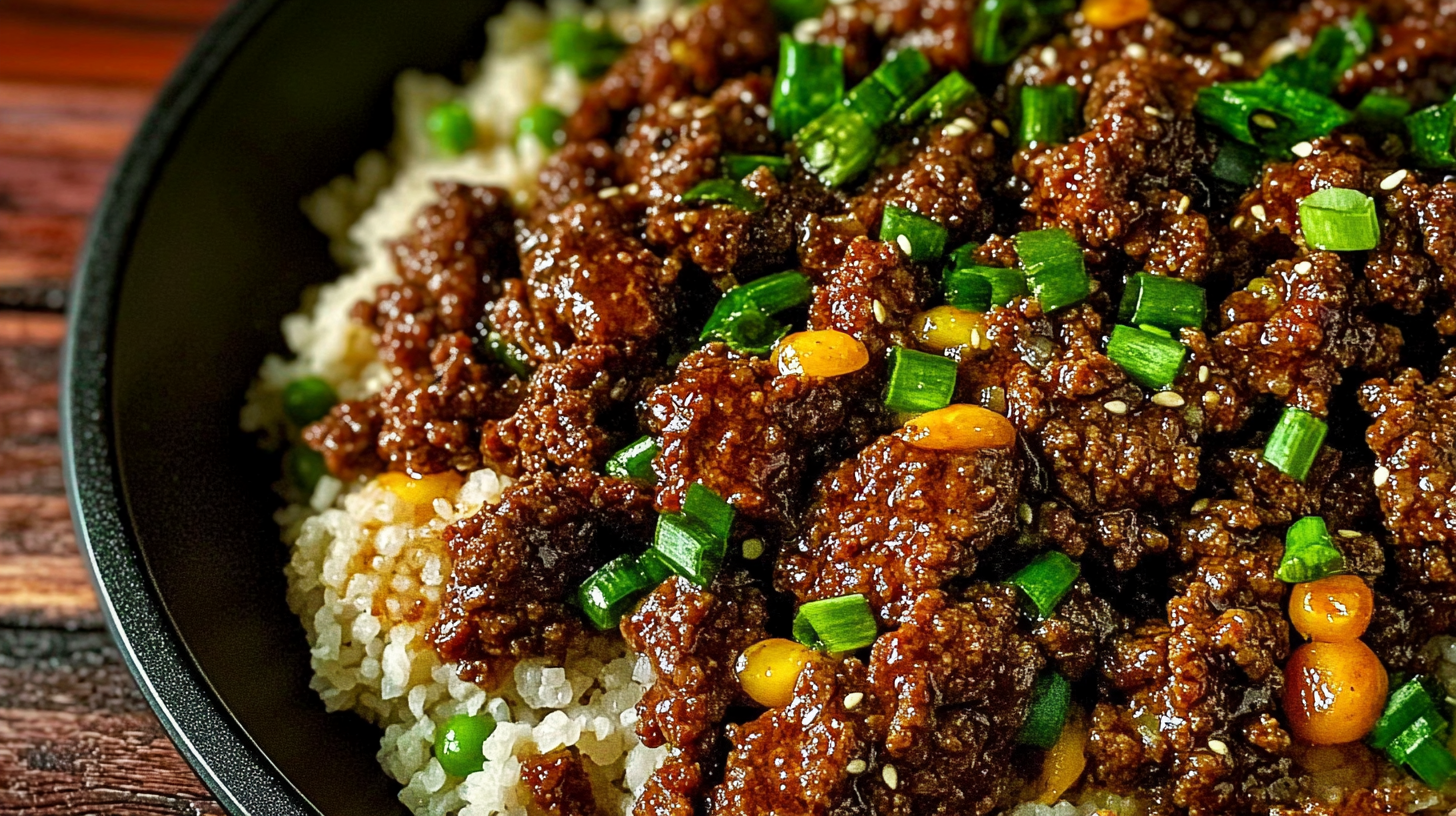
[1388,711,1451,764]
[1355,92,1413,126]
[1263,406,1328,482]
[1371,678,1440,752]
[605,436,659,483]
[1278,516,1346,583]
[652,514,728,588]
[724,154,792,181]
[1195,81,1353,154]
[578,554,655,630]
[1263,12,1374,95]
[885,347,959,414]
[681,482,734,542]
[550,17,626,78]
[637,549,676,587]
[1407,97,1456,168]
[1107,325,1188,390]
[947,242,981,270]
[1018,672,1072,748]
[1019,83,1080,147]
[773,37,846,139]
[951,266,1029,308]
[426,101,477,157]
[792,594,878,652]
[1403,734,1456,789]
[681,179,765,212]
[1118,273,1208,330]
[973,0,1075,67]
[797,48,932,187]
[901,71,979,126]
[883,205,949,262]
[944,269,993,312]
[1008,551,1080,618]
[1210,140,1265,188]
[1299,187,1380,251]
[700,271,813,355]
[1016,229,1090,312]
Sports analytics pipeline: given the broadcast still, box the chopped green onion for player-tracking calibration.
[1107,325,1188,390]
[605,436,659,482]
[1008,551,1080,618]
[1406,97,1456,168]
[1210,140,1264,188]
[1118,273,1207,330]
[1403,734,1456,789]
[286,446,328,494]
[882,205,949,262]
[1263,406,1328,481]
[901,71,979,126]
[866,48,934,106]
[1278,516,1346,583]
[884,347,958,414]
[1195,81,1353,154]
[1263,12,1374,95]
[724,154,792,181]
[426,101,476,156]
[1019,83,1080,147]
[944,269,993,312]
[282,377,338,426]
[653,514,728,588]
[1355,92,1412,126]
[797,49,932,186]
[771,0,827,25]
[1016,228,1090,312]
[517,104,567,151]
[701,271,813,353]
[681,482,734,542]
[578,554,656,630]
[1371,678,1440,752]
[720,309,792,355]
[973,0,1075,67]
[486,331,533,380]
[434,713,497,777]
[791,594,877,652]
[1299,187,1380,251]
[951,266,1030,308]
[637,549,676,586]
[681,179,765,212]
[1018,671,1072,748]
[773,37,846,139]
[1389,711,1451,764]
[550,17,626,78]
[947,242,981,270]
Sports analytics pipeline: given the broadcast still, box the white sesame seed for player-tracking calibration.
[1192,498,1211,513]
[1291,141,1314,158]
[1252,113,1278,129]
[802,707,817,726]
[1177,195,1191,215]
[943,124,966,138]
[1208,739,1229,756]
[992,119,1011,138]
[794,18,824,40]
[669,100,691,118]
[1381,169,1409,191]
[969,328,982,348]
[844,692,864,710]
[1232,215,1247,230]
[872,299,888,324]
[1143,105,1171,120]
[623,183,641,196]
[896,235,913,255]
[1040,46,1058,68]
[1337,529,1361,539]
[883,765,899,790]
[1104,400,1129,415]
[1374,466,1391,487]
[598,187,621,199]
[1202,391,1221,407]
[742,538,765,560]
[1219,50,1246,66]
[1198,365,1210,383]
[847,759,868,774]
[1153,391,1187,408]
[1251,204,1268,221]
[1019,503,1034,525]
[952,116,975,131]
[694,105,716,119]
[1125,43,1149,60]
[1294,261,1313,275]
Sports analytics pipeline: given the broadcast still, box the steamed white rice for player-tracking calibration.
[242,3,685,814]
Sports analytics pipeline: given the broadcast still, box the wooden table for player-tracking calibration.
[0,1,229,812]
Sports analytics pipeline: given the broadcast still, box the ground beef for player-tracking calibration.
[808,236,930,357]
[776,433,1021,624]
[429,471,656,680]
[1290,0,1456,104]
[519,749,603,816]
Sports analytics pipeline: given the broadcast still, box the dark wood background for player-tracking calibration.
[0,1,230,812]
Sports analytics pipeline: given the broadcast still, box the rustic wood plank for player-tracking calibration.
[0,314,63,502]
[0,629,141,714]
[0,80,149,161]
[0,15,201,88]
[4,0,226,29]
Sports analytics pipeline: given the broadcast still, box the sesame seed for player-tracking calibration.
[847,759,868,774]
[943,124,966,138]
[1219,50,1246,66]
[1337,529,1361,539]
[801,708,817,727]
[1153,391,1186,408]
[1203,391,1222,407]
[1019,503,1034,525]
[872,299,888,324]
[844,692,864,710]
[952,117,975,131]
[1291,141,1314,158]
[1177,195,1191,215]
[598,187,621,199]
[1125,43,1149,60]
[1231,215,1247,230]
[694,105,716,118]
[1143,105,1171,120]
[623,183,641,196]
[1251,204,1268,221]
[896,235,913,255]
[1381,169,1409,191]
[992,119,1011,138]
[883,765,899,790]
[1104,400,1129,415]
[1208,739,1229,756]
[1374,466,1391,487]
[1040,46,1057,67]
[1252,113,1278,129]
[1192,498,1211,513]
[742,538,765,560]
[795,18,824,39]
[1199,365,1210,383]
[969,328,982,348]
[668,100,691,118]
[1294,261,1313,274]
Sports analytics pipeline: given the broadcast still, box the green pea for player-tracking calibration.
[286,447,328,494]
[282,377,337,426]
[426,101,476,156]
[434,713,496,777]
[517,104,568,151]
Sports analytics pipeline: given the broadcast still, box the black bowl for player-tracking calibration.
[62,1,505,813]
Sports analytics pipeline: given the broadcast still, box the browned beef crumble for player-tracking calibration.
[287,1,1456,813]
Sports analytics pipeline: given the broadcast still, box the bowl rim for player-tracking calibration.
[59,0,319,813]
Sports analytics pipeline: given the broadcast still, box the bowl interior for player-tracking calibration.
[91,1,501,812]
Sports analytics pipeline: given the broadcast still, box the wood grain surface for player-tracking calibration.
[0,1,230,812]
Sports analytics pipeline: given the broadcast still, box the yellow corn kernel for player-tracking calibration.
[1034,707,1089,804]
[902,404,1017,452]
[376,471,464,516]
[913,306,991,352]
[774,330,870,378]
[1081,0,1151,30]
[735,638,815,708]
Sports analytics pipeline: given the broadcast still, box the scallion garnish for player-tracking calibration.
[1107,325,1188,389]
[426,101,476,156]
[1278,516,1346,583]
[885,347,958,414]
[517,104,568,151]
[882,205,949,262]
[681,179,765,212]
[550,17,626,78]
[578,554,654,630]
[486,331,534,380]
[1118,273,1207,330]
[1016,228,1090,312]
[1018,671,1072,748]
[681,482,734,542]
[901,71,979,126]
[773,37,846,139]
[944,269,993,312]
[1019,84,1080,147]
[952,266,1030,307]
[701,271,813,355]
[792,594,878,652]
[723,154,792,181]
[1372,678,1441,751]
[1195,81,1353,154]
[797,49,932,186]
[947,242,981,270]
[651,484,735,588]
[1008,551,1080,618]
[637,549,675,586]
[1405,97,1456,168]
[1263,406,1328,481]
[605,436,659,483]
[1210,140,1264,188]
[1263,11,1374,95]
[1356,92,1413,124]
[1299,187,1380,251]
[1389,713,1456,788]
[973,0,1075,66]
